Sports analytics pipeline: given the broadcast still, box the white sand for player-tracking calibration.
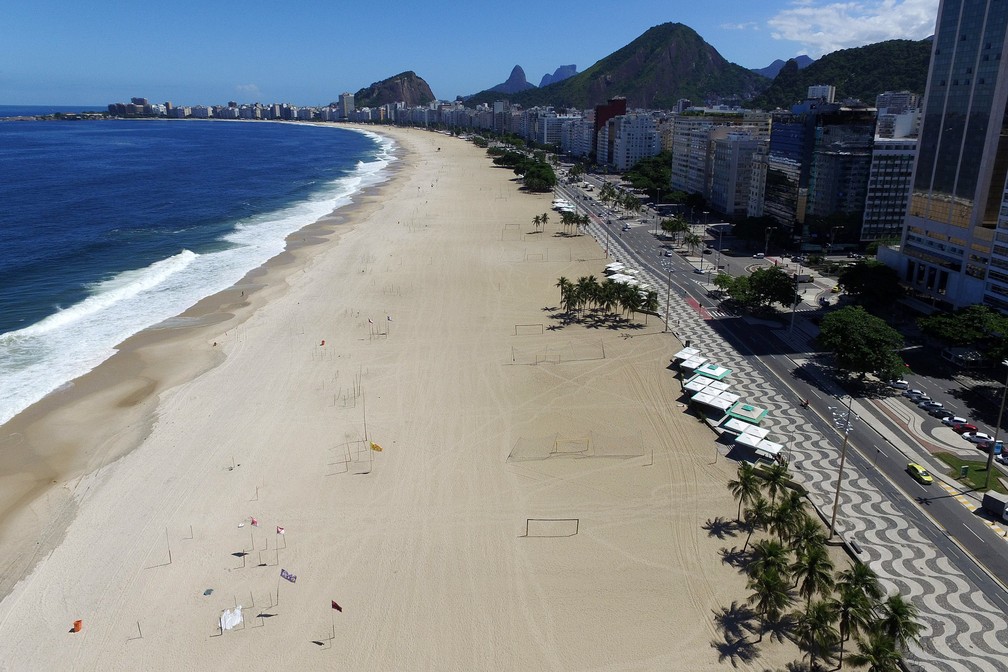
[0,126,799,670]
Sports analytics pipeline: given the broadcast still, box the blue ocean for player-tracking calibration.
[0,115,395,425]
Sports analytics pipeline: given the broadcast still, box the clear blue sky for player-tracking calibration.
[1,0,939,106]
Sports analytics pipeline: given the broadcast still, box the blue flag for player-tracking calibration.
[280,568,297,583]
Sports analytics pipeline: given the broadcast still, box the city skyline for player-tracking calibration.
[3,0,939,106]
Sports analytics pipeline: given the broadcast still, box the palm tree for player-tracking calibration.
[791,514,827,558]
[762,462,790,505]
[795,599,839,670]
[729,463,761,522]
[556,277,572,312]
[878,594,923,651]
[742,495,771,551]
[791,544,835,607]
[532,214,542,231]
[541,211,549,230]
[837,563,884,604]
[847,630,901,672]
[641,289,659,324]
[749,539,790,580]
[683,232,703,255]
[831,583,875,667]
[770,490,805,544]
[746,568,794,642]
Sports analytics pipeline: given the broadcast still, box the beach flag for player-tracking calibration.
[276,526,285,535]
[331,600,342,612]
[250,517,259,527]
[370,442,383,452]
[280,568,297,583]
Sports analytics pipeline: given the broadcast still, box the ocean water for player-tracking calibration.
[0,119,395,425]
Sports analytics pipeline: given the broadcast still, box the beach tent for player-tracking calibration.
[673,346,700,362]
[691,390,735,413]
[693,361,732,381]
[680,355,710,373]
[726,401,768,425]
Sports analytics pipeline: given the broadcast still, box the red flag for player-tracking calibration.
[276,526,285,535]
[250,517,258,527]
[331,600,342,612]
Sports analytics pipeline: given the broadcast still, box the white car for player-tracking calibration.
[943,415,968,427]
[902,388,924,398]
[963,432,994,444]
[918,400,943,411]
[889,380,910,390]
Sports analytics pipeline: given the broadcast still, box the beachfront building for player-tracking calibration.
[339,92,355,120]
[710,131,761,219]
[597,113,661,171]
[560,114,595,158]
[862,137,917,242]
[881,0,1008,311]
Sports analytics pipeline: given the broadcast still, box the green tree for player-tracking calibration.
[831,583,875,667]
[791,544,836,607]
[532,214,542,231]
[728,462,762,522]
[847,630,901,672]
[747,569,795,642]
[749,539,791,580]
[838,261,903,312]
[749,266,797,309]
[770,490,806,544]
[795,599,840,670]
[763,462,790,505]
[819,306,905,379]
[683,232,703,255]
[836,563,884,604]
[742,495,771,552]
[878,594,923,651]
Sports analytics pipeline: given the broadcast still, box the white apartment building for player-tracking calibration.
[807,84,836,102]
[862,137,917,241]
[609,113,661,171]
[710,131,760,218]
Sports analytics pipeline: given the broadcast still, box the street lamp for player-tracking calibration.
[715,227,725,272]
[663,268,674,332]
[829,393,854,540]
[984,359,1008,489]
[764,226,776,257]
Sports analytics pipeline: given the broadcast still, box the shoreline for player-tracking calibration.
[0,123,407,600]
[0,126,787,670]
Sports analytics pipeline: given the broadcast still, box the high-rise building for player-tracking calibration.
[339,92,354,120]
[807,85,836,103]
[887,0,1008,310]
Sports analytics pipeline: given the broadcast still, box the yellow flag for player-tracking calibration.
[370,442,383,452]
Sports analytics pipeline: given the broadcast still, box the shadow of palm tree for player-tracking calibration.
[702,516,740,540]
[710,633,761,667]
[719,545,753,569]
[713,600,757,641]
[762,611,798,644]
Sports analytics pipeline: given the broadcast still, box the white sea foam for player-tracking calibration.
[0,130,397,426]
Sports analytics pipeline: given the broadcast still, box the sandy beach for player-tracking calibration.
[0,125,799,670]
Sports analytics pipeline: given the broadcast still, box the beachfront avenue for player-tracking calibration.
[557,180,1008,671]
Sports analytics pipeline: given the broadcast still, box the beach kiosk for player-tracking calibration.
[679,354,710,376]
[725,401,768,425]
[692,361,732,381]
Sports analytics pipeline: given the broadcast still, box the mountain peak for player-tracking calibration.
[540,65,578,88]
[489,65,537,95]
[353,71,435,108]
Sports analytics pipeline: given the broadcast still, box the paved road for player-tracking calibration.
[557,183,1008,671]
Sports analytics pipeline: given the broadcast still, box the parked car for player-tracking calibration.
[911,394,932,404]
[953,422,978,434]
[963,432,994,444]
[703,249,713,254]
[907,462,933,485]
[889,380,910,390]
[977,439,1003,454]
[918,400,943,411]
[902,388,924,398]
[753,252,765,259]
[943,415,968,427]
[996,453,1008,465]
[931,408,955,419]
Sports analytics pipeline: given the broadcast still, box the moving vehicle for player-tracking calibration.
[831,285,841,293]
[907,463,933,485]
[753,252,765,259]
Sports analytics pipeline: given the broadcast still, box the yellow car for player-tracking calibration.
[907,462,933,485]
[831,285,841,293]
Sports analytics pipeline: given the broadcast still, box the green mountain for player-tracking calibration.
[750,39,932,110]
[467,23,769,109]
[353,71,435,108]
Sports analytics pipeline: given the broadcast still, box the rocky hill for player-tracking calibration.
[751,55,813,79]
[467,23,768,109]
[353,71,435,108]
[489,65,536,95]
[539,65,577,88]
[750,39,932,110]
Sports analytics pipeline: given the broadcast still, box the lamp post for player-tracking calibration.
[715,227,725,272]
[764,226,776,257]
[828,226,841,257]
[789,275,800,333]
[984,359,1008,489]
[829,393,854,540]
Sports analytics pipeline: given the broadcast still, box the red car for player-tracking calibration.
[952,422,978,434]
